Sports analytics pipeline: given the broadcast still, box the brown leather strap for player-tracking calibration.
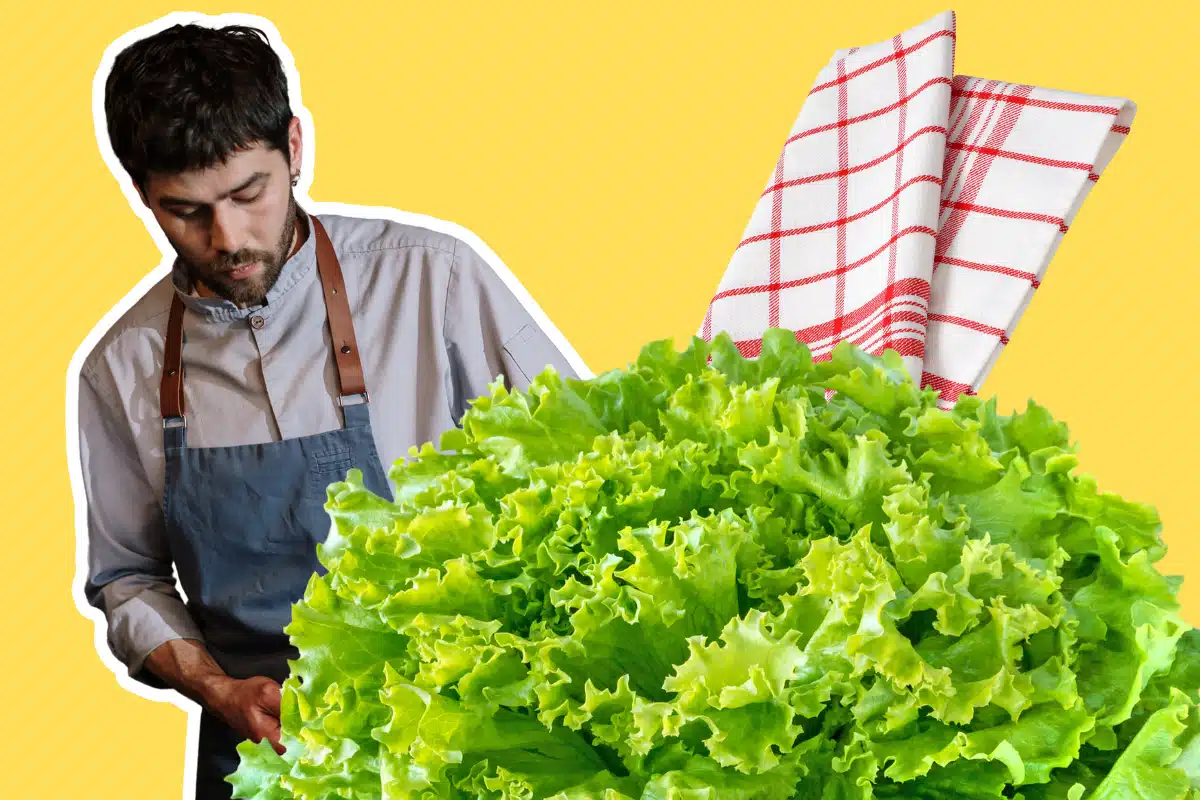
[311,216,368,400]
[158,212,369,424]
[160,294,186,419]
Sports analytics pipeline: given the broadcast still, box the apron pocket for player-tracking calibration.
[307,446,354,502]
[299,446,355,548]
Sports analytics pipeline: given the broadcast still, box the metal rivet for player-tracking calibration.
[341,345,351,354]
[332,288,338,295]
[167,369,176,376]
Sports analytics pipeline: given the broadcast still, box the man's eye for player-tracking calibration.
[174,207,204,220]
[234,192,263,204]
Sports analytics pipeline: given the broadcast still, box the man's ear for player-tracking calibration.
[287,116,303,178]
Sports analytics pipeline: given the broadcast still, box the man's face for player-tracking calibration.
[141,119,302,307]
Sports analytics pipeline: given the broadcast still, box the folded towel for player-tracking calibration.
[699,10,1135,408]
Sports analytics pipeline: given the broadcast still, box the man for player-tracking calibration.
[78,21,581,798]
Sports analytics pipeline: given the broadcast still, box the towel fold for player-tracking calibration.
[700,10,1135,408]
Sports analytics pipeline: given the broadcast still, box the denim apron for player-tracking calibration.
[158,215,392,798]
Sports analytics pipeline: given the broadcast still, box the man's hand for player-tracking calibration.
[143,639,286,755]
[203,675,286,755]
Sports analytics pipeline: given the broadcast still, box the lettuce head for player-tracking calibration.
[229,330,1200,799]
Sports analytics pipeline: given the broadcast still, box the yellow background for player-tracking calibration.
[2,1,1196,796]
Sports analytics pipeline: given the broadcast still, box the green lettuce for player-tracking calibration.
[230,329,1200,799]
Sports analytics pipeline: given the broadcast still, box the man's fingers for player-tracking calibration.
[250,708,287,756]
[259,679,283,715]
[264,719,284,758]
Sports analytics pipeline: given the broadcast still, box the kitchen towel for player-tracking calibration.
[699,9,1135,408]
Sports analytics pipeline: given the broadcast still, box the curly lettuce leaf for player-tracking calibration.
[229,329,1197,800]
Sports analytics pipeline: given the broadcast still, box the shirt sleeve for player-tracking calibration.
[79,360,204,685]
[441,239,582,421]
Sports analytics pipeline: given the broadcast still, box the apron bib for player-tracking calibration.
[157,215,392,798]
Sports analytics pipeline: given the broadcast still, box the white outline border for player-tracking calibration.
[66,11,593,798]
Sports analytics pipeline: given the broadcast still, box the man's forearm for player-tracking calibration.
[143,638,233,709]
[143,639,285,751]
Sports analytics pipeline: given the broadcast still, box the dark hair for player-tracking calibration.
[104,23,293,193]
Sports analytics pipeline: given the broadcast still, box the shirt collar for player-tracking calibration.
[171,206,318,322]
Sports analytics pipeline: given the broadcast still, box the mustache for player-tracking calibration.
[209,252,273,275]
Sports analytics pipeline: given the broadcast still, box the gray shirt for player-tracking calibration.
[78,207,583,679]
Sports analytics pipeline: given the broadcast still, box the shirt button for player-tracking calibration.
[250,315,265,330]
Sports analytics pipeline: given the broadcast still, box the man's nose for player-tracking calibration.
[209,204,249,255]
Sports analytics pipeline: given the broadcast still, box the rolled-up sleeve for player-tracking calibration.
[442,240,581,419]
[79,361,203,683]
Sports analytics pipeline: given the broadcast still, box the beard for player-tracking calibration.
[181,192,299,307]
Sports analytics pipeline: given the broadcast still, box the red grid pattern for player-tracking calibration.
[700,10,1135,408]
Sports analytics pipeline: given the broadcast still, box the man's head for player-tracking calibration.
[105,24,302,307]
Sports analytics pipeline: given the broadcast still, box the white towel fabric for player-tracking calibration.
[699,10,1135,408]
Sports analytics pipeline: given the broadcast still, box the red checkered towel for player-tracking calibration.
[699,10,1135,408]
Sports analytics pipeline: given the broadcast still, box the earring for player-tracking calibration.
[291,173,299,187]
